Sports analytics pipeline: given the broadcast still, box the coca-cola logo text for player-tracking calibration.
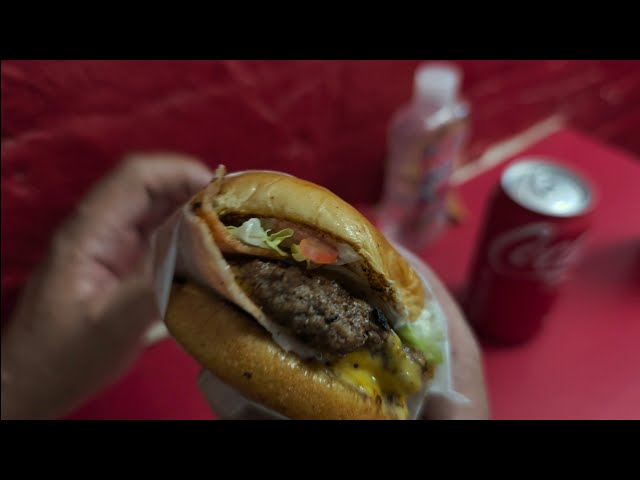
[488,222,585,285]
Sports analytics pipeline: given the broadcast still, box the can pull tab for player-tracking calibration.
[530,170,556,197]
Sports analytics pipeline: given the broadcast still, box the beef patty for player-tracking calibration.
[229,258,390,355]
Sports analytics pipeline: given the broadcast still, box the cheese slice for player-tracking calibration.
[331,333,423,401]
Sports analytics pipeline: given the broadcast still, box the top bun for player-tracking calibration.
[201,169,426,322]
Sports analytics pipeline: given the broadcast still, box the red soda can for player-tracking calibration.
[464,158,595,344]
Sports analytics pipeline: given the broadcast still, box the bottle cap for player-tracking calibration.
[413,63,461,105]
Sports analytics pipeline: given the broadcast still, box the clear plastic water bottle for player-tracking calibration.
[378,62,470,251]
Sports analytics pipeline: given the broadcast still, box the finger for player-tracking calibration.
[96,267,159,344]
[62,153,214,243]
[418,265,491,420]
[419,263,481,356]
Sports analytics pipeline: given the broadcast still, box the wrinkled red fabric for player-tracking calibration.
[3,59,639,320]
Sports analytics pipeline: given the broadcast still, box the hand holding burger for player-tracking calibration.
[1,155,213,420]
[165,166,490,420]
[1,157,488,420]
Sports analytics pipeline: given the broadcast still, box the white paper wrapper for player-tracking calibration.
[151,204,465,420]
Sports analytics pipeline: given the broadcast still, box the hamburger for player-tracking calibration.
[164,166,445,419]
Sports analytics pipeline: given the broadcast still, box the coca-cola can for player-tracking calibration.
[464,158,595,345]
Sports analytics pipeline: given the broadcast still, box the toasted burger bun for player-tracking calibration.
[166,281,409,420]
[195,168,427,323]
[166,167,435,420]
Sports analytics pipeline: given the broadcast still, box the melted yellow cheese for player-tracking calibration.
[331,333,422,399]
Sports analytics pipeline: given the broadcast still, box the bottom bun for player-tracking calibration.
[165,282,409,420]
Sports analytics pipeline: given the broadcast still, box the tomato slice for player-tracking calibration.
[299,237,339,264]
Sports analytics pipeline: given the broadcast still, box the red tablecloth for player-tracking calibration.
[66,128,640,420]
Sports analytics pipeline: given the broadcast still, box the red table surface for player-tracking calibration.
[418,128,640,420]
[66,128,640,420]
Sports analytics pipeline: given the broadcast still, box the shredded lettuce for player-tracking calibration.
[290,243,306,262]
[226,218,267,247]
[264,228,294,256]
[395,314,445,365]
[227,218,293,256]
[226,217,357,269]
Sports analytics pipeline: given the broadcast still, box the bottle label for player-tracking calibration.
[408,125,466,229]
[380,116,467,249]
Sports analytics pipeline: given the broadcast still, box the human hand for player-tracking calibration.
[418,264,490,420]
[1,154,212,419]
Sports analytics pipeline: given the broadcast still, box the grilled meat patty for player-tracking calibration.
[230,258,390,355]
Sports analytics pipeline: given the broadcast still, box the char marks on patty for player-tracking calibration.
[229,258,390,356]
